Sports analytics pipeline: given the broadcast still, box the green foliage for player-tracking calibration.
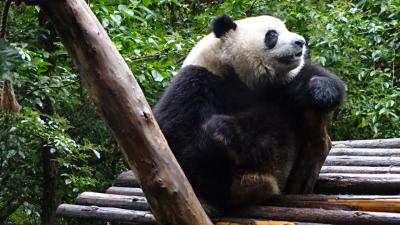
[0,0,399,224]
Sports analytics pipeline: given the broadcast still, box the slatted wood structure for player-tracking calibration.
[57,138,400,225]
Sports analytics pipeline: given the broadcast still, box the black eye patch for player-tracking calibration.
[265,30,278,49]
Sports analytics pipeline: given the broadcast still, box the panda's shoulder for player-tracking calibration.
[173,65,225,87]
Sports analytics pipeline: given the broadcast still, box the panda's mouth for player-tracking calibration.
[277,52,303,64]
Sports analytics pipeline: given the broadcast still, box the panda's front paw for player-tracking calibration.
[309,76,345,111]
[203,114,239,147]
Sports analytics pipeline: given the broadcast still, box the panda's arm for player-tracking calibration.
[285,61,346,112]
[153,66,231,160]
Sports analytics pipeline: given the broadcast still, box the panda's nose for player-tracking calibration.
[294,39,305,48]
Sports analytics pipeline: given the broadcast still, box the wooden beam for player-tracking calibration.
[56,204,156,224]
[332,138,400,148]
[325,156,400,166]
[315,175,400,194]
[234,206,400,225]
[267,195,400,213]
[214,218,328,225]
[37,1,212,224]
[113,171,140,187]
[106,187,145,196]
[329,148,400,156]
[113,170,400,194]
[72,191,400,214]
[320,166,400,174]
[76,192,149,211]
[57,204,329,225]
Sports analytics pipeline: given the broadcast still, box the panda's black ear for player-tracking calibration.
[212,15,237,38]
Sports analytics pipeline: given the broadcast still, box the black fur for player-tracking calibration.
[212,15,237,38]
[265,30,279,49]
[284,61,346,112]
[154,61,345,215]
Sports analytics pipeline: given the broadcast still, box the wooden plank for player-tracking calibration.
[106,187,144,196]
[113,170,400,194]
[325,156,400,166]
[57,204,329,225]
[214,218,328,225]
[56,204,156,224]
[332,138,400,148]
[114,171,140,187]
[234,206,400,225]
[319,173,400,179]
[267,195,400,213]
[315,176,400,194]
[76,192,149,211]
[75,190,400,214]
[320,166,400,174]
[329,148,400,156]
[113,171,141,187]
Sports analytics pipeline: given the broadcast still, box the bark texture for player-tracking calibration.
[37,0,212,224]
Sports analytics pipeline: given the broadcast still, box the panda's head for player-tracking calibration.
[183,15,306,88]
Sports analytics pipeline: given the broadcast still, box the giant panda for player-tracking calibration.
[153,15,345,215]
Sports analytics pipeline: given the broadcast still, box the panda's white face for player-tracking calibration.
[183,15,306,88]
[221,16,306,87]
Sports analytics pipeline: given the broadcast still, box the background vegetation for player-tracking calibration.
[0,0,399,224]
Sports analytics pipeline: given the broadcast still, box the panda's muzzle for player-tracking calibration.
[277,50,303,64]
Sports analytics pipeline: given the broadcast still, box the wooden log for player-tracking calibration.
[319,173,400,179]
[325,156,400,166]
[37,1,213,225]
[320,166,400,174]
[57,204,329,225]
[332,138,400,148]
[114,171,140,187]
[76,192,149,211]
[113,170,400,194]
[113,171,140,187]
[74,190,400,214]
[266,195,400,213]
[329,148,400,156]
[234,206,400,225]
[214,218,328,225]
[106,187,144,196]
[315,175,400,194]
[56,204,157,224]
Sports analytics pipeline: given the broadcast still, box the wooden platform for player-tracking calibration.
[57,138,400,225]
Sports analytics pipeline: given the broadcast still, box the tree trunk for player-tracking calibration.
[37,1,212,225]
[41,150,58,225]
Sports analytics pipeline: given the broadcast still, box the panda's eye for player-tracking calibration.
[265,30,278,49]
[266,30,278,37]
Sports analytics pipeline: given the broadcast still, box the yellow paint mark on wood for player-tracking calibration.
[215,221,295,225]
[327,199,400,213]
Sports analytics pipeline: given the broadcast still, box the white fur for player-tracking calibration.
[183,15,306,88]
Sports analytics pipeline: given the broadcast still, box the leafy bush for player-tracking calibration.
[1,1,399,224]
